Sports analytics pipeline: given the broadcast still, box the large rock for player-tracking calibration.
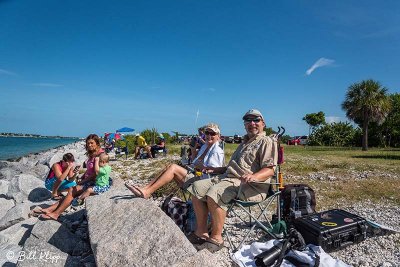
[0,243,22,266]
[0,217,38,246]
[0,203,30,231]
[172,249,219,267]
[29,220,91,256]
[86,186,199,266]
[0,198,14,219]
[7,174,51,203]
[0,162,21,181]
[17,235,81,267]
[0,180,10,196]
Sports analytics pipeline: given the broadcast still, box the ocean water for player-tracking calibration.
[0,137,80,161]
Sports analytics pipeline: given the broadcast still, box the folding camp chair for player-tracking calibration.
[224,127,286,252]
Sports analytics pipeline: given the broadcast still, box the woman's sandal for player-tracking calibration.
[124,183,145,198]
[186,232,206,245]
[198,238,224,253]
[29,207,45,217]
[51,195,63,201]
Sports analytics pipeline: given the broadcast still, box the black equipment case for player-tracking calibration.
[293,209,367,252]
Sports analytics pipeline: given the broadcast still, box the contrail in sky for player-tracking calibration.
[306,58,335,75]
[195,109,199,127]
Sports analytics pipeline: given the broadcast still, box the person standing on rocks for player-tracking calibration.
[45,152,79,200]
[186,109,278,253]
[125,123,225,199]
[39,134,105,220]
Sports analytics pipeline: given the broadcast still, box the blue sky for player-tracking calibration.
[1,0,399,138]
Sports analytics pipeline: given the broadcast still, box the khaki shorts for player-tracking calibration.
[187,176,271,211]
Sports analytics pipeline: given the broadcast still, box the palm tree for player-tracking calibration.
[342,79,391,151]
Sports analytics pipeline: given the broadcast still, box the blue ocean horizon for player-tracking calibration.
[0,137,80,161]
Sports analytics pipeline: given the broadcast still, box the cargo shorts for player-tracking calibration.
[187,176,271,211]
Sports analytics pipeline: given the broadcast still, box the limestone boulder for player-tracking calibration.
[0,180,10,196]
[172,249,220,267]
[86,186,198,267]
[0,243,22,266]
[7,174,50,203]
[0,198,15,219]
[0,217,38,246]
[29,220,91,256]
[0,203,30,231]
[0,162,21,181]
[18,235,81,267]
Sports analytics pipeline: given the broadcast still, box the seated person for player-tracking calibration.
[134,133,153,159]
[45,153,80,200]
[189,126,206,162]
[125,123,225,199]
[186,109,278,253]
[150,135,166,158]
[39,134,104,220]
[73,153,111,205]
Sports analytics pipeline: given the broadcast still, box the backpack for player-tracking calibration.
[161,194,188,232]
[280,184,316,222]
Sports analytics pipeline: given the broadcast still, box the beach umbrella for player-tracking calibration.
[116,127,134,133]
[108,133,123,142]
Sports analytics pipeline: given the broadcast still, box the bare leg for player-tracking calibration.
[207,197,226,244]
[78,187,94,200]
[134,164,187,198]
[43,186,85,220]
[145,146,153,158]
[193,196,210,239]
[134,147,140,159]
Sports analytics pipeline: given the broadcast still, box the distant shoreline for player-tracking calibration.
[0,134,81,139]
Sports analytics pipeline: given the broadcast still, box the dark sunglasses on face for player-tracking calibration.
[205,131,217,136]
[244,117,262,123]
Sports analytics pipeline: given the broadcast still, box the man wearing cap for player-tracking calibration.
[150,134,166,158]
[186,109,277,252]
[134,133,153,159]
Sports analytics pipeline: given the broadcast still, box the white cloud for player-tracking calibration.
[306,58,335,75]
[325,116,341,123]
[0,68,17,76]
[32,83,63,87]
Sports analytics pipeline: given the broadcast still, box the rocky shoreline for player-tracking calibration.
[0,143,399,266]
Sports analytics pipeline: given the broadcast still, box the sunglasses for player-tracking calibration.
[205,131,217,136]
[244,117,262,124]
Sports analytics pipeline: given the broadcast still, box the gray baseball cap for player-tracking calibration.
[242,109,264,120]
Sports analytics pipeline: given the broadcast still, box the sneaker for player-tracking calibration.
[71,198,79,207]
[72,198,84,207]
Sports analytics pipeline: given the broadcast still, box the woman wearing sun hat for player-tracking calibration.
[125,122,225,199]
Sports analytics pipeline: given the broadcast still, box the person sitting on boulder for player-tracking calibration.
[125,123,224,199]
[72,152,111,206]
[38,134,105,220]
[134,133,153,159]
[150,134,166,158]
[45,153,80,201]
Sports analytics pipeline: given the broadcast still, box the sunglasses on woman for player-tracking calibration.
[205,131,217,136]
[244,117,262,124]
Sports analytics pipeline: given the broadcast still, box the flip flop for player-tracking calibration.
[29,207,45,217]
[125,183,145,198]
[198,238,224,253]
[186,232,206,245]
[39,214,59,222]
[51,195,63,201]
